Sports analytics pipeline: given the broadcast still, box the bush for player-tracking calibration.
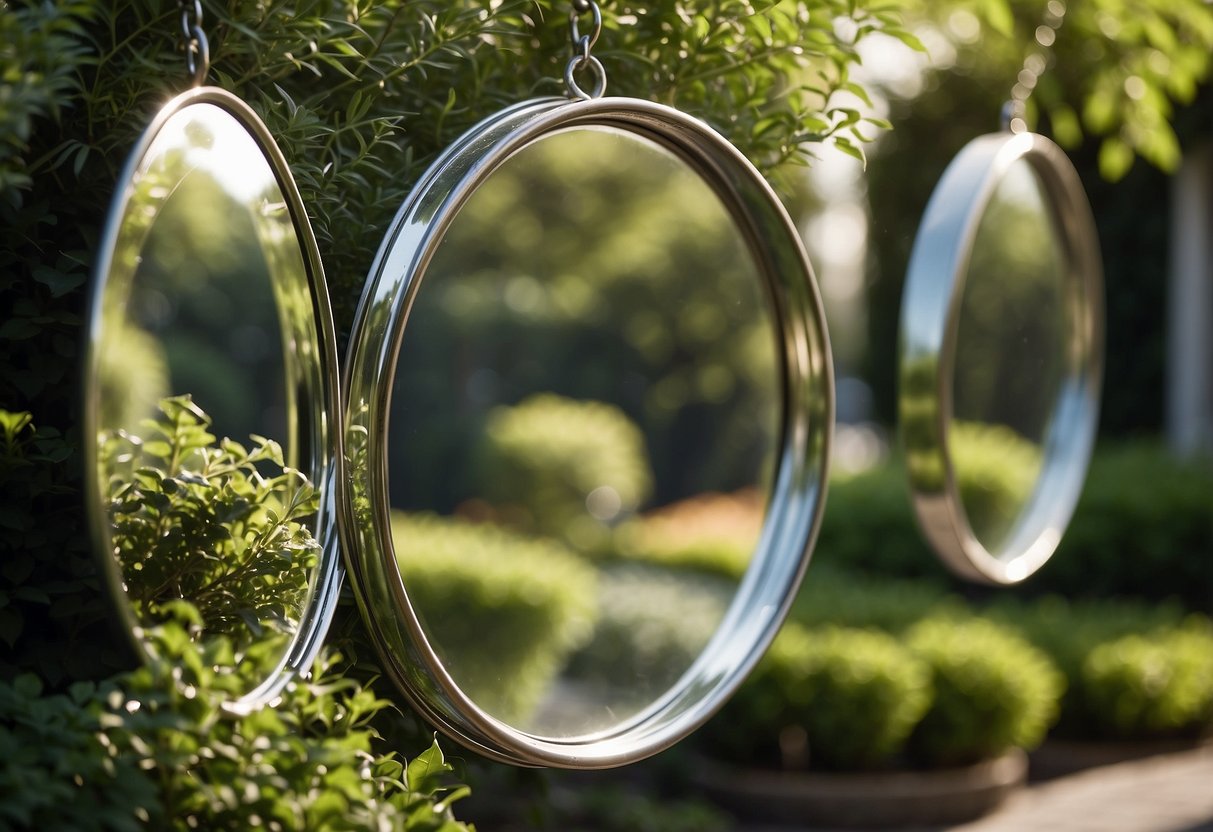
[391,512,598,724]
[1082,622,1213,740]
[947,422,1043,549]
[1040,443,1213,610]
[907,616,1064,767]
[814,442,1213,612]
[704,623,932,771]
[992,595,1213,741]
[612,489,765,579]
[0,632,472,832]
[472,394,654,552]
[788,566,962,634]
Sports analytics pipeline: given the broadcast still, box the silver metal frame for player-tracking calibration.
[342,96,834,768]
[83,86,345,712]
[899,131,1104,585]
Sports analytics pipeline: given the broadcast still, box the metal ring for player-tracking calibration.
[568,1,602,52]
[564,55,607,100]
[898,131,1103,585]
[342,96,834,768]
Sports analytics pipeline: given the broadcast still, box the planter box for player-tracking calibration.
[690,749,1027,829]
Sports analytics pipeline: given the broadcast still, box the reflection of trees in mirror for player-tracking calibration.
[390,129,779,518]
[100,396,317,657]
[954,165,1067,443]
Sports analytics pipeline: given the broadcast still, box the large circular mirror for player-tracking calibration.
[84,88,344,709]
[899,131,1103,585]
[343,98,833,767]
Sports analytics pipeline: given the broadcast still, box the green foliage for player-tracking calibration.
[1081,621,1213,741]
[990,594,1213,741]
[100,396,318,644]
[1041,443,1213,611]
[788,566,961,633]
[948,422,1043,548]
[391,512,598,724]
[0,630,474,832]
[715,623,933,771]
[906,616,1064,767]
[473,394,653,550]
[903,0,1213,179]
[812,442,1213,611]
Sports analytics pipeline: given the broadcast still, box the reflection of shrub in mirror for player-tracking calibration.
[100,396,318,651]
[471,394,653,552]
[391,512,598,727]
[948,421,1043,550]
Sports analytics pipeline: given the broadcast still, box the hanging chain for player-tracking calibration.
[1001,0,1067,133]
[565,0,607,100]
[179,0,210,87]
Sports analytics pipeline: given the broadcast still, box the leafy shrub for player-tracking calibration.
[907,616,1064,767]
[814,442,1213,612]
[788,565,962,634]
[705,623,931,771]
[1081,621,1213,740]
[565,563,733,707]
[991,595,1213,740]
[947,422,1043,549]
[472,394,653,551]
[101,396,317,646]
[0,628,472,832]
[612,489,765,579]
[391,512,598,724]
[1041,443,1213,610]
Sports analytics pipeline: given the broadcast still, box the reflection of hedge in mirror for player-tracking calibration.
[390,512,598,726]
[100,396,318,647]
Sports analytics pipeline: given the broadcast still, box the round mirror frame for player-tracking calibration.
[83,86,346,712]
[342,96,834,768]
[898,131,1104,586]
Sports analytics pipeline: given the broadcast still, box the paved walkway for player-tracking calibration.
[736,746,1213,832]
[952,746,1213,832]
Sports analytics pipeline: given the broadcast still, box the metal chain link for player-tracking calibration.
[179,0,210,87]
[1001,0,1066,133]
[564,0,607,100]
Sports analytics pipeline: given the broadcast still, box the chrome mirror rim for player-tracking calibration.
[899,131,1104,586]
[83,86,346,712]
[342,96,834,768]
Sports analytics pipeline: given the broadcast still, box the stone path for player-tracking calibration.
[952,746,1213,832]
[737,746,1213,832]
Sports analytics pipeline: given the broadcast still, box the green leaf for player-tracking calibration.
[406,738,453,797]
[1098,137,1134,181]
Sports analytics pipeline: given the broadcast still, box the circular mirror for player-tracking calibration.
[84,88,344,709]
[343,98,833,767]
[899,131,1103,585]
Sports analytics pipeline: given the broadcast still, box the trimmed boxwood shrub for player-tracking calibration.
[788,565,963,634]
[906,616,1064,767]
[391,512,598,724]
[705,622,932,771]
[1082,622,1213,741]
[993,595,1213,741]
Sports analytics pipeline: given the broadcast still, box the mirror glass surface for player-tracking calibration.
[949,158,1067,554]
[93,102,320,694]
[388,126,781,737]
